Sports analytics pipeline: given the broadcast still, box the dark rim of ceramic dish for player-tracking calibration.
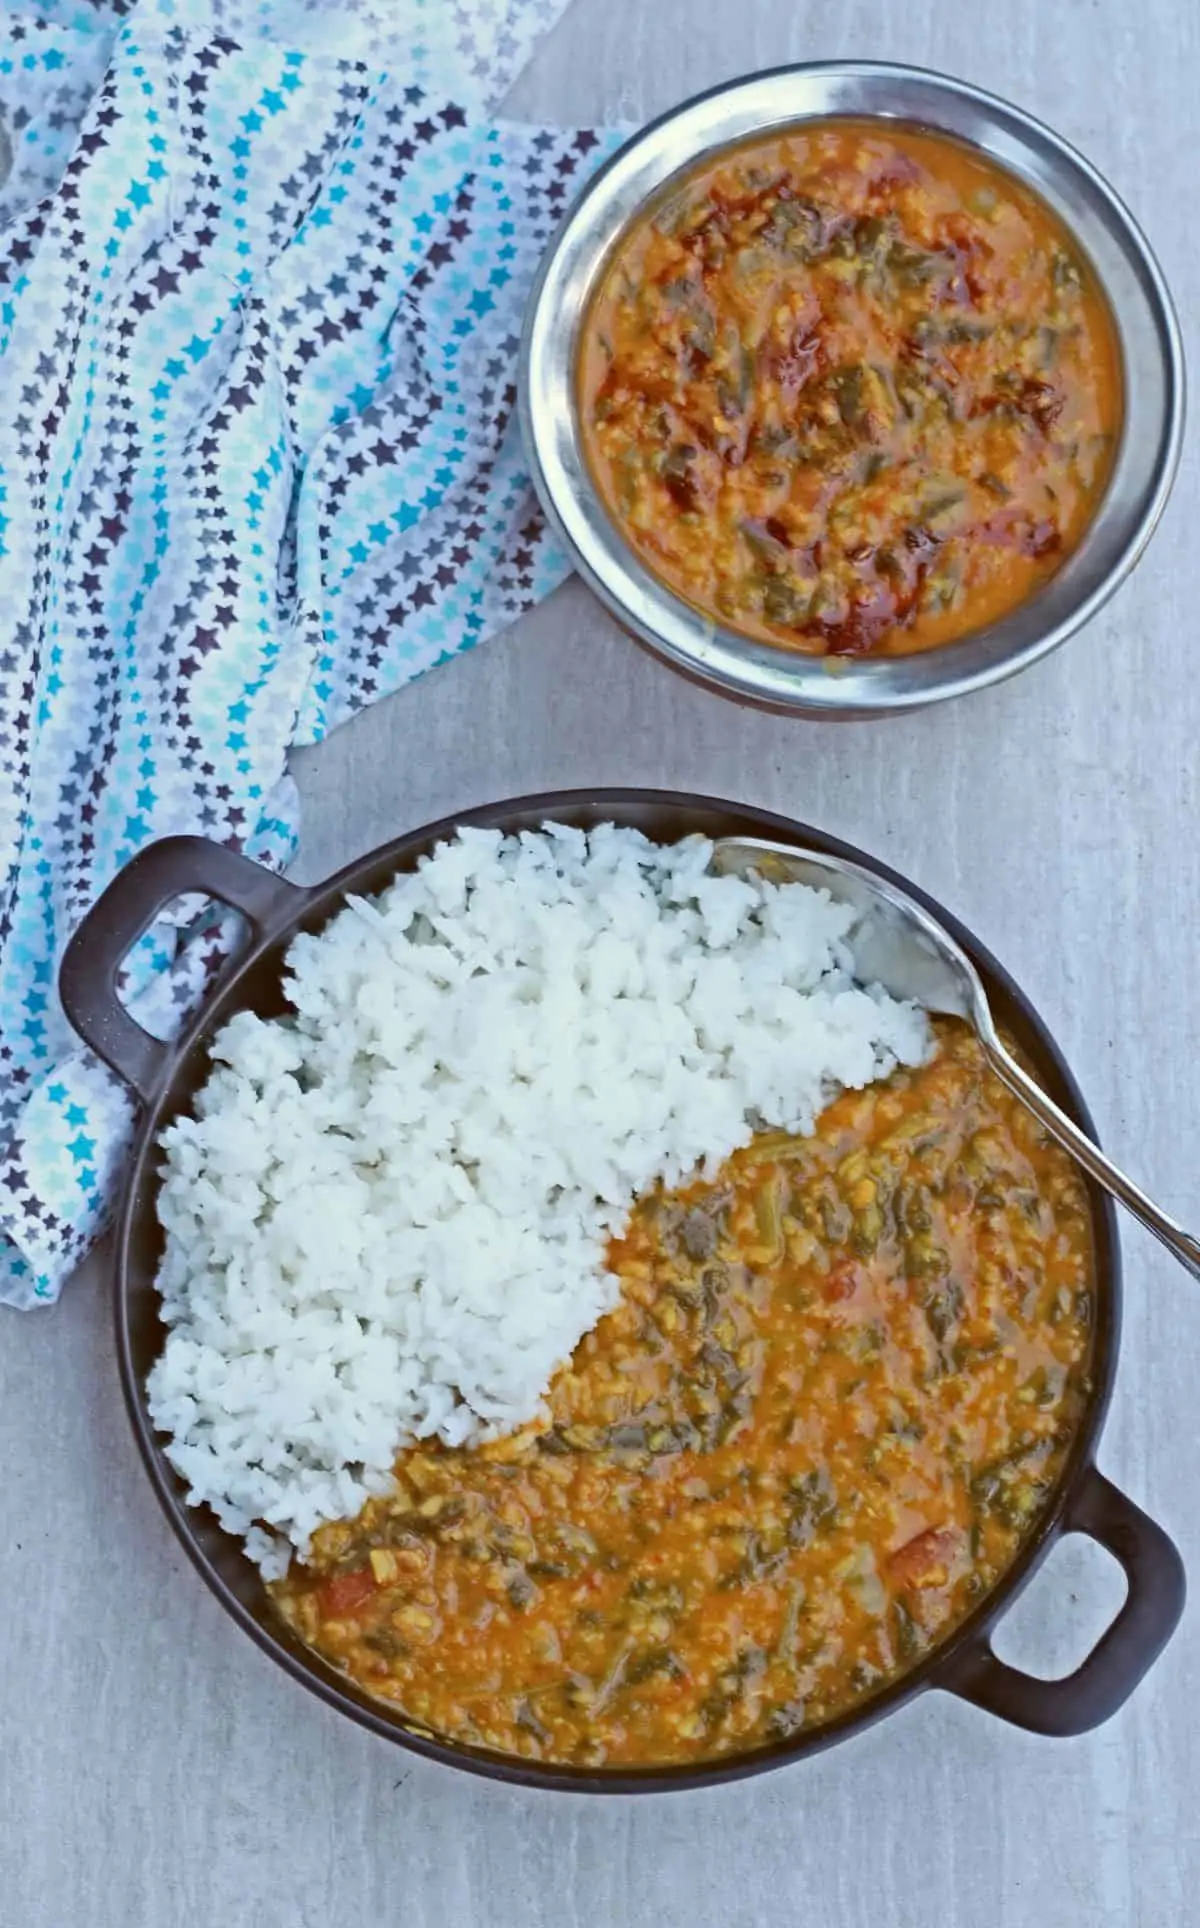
[60,791,1185,1791]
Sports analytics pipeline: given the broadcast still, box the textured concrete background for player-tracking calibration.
[3,2,1198,1923]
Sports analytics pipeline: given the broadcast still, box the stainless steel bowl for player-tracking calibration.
[520,62,1185,717]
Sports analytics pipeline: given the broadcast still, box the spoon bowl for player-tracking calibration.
[712,834,1200,1283]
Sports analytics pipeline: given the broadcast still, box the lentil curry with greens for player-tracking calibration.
[579,120,1121,656]
[273,1024,1095,1768]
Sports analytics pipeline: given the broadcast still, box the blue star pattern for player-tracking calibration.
[0,0,625,1307]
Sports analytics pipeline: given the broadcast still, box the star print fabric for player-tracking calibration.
[0,0,623,1307]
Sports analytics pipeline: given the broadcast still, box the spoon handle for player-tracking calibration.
[984,1037,1200,1284]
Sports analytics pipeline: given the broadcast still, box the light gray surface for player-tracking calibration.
[3,3,1198,1924]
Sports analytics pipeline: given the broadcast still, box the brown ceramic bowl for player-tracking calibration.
[60,791,1184,1790]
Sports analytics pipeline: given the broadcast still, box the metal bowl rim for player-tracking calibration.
[519,60,1186,716]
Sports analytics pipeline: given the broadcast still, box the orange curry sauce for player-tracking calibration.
[271,1025,1095,1768]
[578,120,1122,656]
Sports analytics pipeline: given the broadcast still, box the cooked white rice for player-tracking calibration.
[147,824,931,1576]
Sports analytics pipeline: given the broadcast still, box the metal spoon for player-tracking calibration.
[712,835,1200,1283]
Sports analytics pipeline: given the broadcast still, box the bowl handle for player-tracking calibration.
[938,1465,1185,1736]
[59,836,306,1103]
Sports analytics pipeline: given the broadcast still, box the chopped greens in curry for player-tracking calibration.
[272,1024,1095,1767]
[578,120,1121,656]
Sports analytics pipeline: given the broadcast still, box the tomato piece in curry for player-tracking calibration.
[271,1024,1095,1768]
[578,120,1122,656]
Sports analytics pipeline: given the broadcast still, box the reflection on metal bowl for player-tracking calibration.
[520,64,1184,717]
